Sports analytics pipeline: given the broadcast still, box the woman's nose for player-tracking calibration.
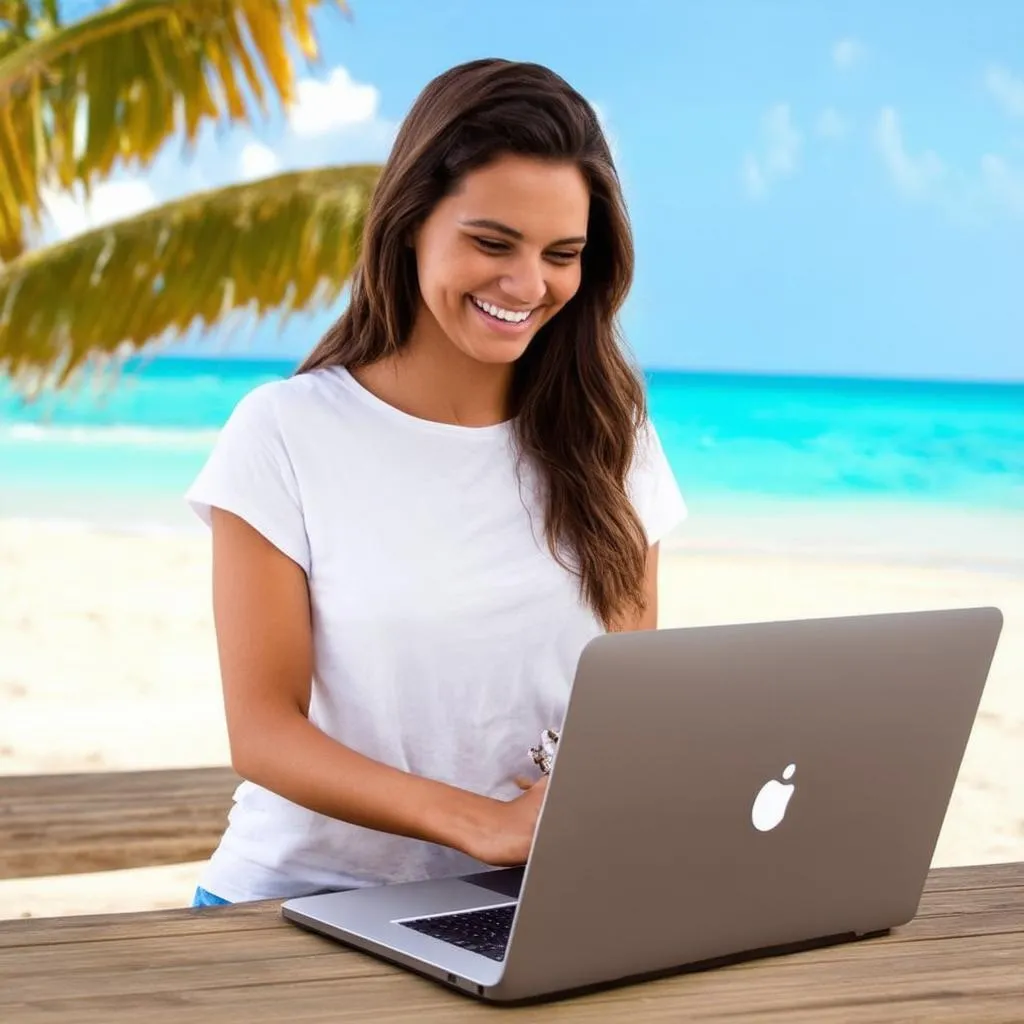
[499,257,547,307]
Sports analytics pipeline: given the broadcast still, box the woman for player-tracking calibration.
[185,58,686,907]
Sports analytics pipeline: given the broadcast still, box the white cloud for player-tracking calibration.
[42,179,158,240]
[742,103,801,199]
[239,141,280,181]
[980,154,1024,214]
[741,155,768,199]
[816,107,848,140]
[870,108,1024,222]
[832,38,866,71]
[590,101,619,160]
[762,105,801,174]
[985,64,1024,118]
[288,66,381,138]
[237,64,396,172]
[875,107,945,198]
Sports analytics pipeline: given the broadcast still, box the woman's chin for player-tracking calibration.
[459,335,534,366]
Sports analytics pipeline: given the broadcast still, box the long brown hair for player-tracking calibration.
[296,58,649,629]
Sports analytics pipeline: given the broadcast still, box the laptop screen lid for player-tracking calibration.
[490,606,1002,1002]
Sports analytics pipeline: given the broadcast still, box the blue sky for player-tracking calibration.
[51,1,1024,381]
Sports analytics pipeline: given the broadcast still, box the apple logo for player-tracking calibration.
[751,763,796,832]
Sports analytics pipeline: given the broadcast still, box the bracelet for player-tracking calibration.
[528,728,560,775]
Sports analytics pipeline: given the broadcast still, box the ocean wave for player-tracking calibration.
[0,424,220,449]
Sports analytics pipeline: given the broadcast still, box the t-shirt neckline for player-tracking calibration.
[329,366,513,440]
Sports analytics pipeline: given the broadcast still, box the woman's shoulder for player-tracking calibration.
[225,366,348,432]
[627,415,688,545]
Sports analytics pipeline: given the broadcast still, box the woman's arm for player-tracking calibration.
[208,507,531,864]
[611,542,661,632]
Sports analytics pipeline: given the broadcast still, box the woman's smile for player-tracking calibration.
[468,294,538,334]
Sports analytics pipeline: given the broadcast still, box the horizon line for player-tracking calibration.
[143,351,1024,389]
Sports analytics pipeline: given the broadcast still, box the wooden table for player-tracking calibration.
[1,862,1021,1023]
[0,767,240,879]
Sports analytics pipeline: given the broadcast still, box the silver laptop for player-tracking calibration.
[281,606,1003,1003]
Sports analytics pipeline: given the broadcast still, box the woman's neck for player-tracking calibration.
[352,311,513,428]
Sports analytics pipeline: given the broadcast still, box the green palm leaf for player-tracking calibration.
[0,0,346,261]
[0,162,379,392]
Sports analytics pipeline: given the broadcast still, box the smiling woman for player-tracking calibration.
[181,58,687,906]
[297,58,671,626]
[410,156,590,364]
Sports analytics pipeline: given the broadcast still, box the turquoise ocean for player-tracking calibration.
[2,356,1022,571]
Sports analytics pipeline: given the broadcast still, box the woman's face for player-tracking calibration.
[412,153,590,365]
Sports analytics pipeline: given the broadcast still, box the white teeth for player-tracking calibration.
[471,296,532,323]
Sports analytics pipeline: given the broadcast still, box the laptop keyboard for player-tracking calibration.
[399,903,515,962]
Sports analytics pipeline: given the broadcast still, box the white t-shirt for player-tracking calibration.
[185,365,687,901]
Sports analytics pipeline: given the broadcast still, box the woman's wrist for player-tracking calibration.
[417,778,502,861]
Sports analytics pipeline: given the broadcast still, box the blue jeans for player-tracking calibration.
[191,884,352,907]
[192,885,231,907]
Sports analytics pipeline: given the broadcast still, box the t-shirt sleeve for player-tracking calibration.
[184,383,311,574]
[628,418,688,546]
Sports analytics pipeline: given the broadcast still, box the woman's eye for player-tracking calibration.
[475,237,508,252]
[474,238,579,262]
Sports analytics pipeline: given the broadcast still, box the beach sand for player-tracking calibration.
[1,517,1022,920]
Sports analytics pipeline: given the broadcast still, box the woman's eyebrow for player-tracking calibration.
[460,218,587,246]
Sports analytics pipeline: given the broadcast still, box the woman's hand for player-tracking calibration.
[464,774,550,867]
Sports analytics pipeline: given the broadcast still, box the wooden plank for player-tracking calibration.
[0,900,288,950]
[1,863,1015,949]
[0,767,239,878]
[0,863,1020,1022]
[2,931,1022,1022]
[922,861,1024,893]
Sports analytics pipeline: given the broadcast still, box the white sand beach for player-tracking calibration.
[1,515,1022,920]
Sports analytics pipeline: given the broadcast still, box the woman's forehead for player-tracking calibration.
[441,155,590,239]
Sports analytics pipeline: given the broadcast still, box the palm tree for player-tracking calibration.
[0,0,381,395]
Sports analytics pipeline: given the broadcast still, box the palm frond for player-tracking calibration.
[0,0,346,261]
[0,162,379,393]
[0,2,54,59]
